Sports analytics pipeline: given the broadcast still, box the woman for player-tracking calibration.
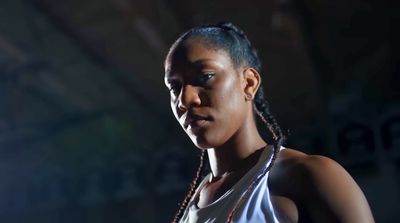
[164,22,374,223]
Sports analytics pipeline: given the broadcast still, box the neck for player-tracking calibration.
[207,116,267,179]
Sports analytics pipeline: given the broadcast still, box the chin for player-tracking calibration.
[189,133,224,150]
[191,137,212,149]
[193,142,212,150]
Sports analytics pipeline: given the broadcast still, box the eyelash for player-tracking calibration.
[196,73,215,85]
[168,72,215,95]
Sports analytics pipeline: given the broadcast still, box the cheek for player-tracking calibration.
[216,95,246,134]
[207,77,247,141]
[215,76,246,118]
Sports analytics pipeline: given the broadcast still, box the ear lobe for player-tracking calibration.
[243,68,261,100]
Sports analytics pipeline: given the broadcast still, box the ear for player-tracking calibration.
[242,68,261,100]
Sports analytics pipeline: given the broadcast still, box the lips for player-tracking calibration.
[183,113,211,129]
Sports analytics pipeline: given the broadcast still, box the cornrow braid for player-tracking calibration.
[216,22,262,72]
[171,150,206,223]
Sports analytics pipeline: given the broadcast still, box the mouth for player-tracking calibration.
[183,113,211,130]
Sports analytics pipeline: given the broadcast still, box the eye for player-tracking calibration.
[195,72,215,85]
[168,82,181,96]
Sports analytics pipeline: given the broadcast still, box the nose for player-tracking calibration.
[178,84,201,111]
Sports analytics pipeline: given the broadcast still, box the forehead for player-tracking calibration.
[164,39,233,77]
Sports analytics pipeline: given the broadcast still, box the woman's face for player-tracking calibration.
[164,38,249,149]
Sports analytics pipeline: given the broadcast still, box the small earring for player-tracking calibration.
[245,94,252,101]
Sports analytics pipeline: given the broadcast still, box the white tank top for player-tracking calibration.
[179,146,281,223]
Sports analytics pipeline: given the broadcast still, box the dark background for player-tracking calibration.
[0,0,398,222]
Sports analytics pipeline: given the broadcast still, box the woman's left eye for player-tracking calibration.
[196,73,215,85]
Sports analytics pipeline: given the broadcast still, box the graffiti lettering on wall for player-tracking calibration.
[334,108,400,166]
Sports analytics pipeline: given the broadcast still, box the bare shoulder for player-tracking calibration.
[270,147,359,190]
[273,148,350,181]
[269,147,375,223]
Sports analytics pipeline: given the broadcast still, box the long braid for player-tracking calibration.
[254,86,285,167]
[226,85,285,223]
[171,150,206,223]
[219,23,285,222]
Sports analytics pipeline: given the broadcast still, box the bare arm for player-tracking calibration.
[297,155,374,223]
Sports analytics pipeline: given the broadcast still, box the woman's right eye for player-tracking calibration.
[169,83,181,96]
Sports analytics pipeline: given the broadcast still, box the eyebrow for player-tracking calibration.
[164,58,222,82]
[167,59,220,73]
[192,59,218,65]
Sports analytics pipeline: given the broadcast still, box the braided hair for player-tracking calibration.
[169,22,285,223]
